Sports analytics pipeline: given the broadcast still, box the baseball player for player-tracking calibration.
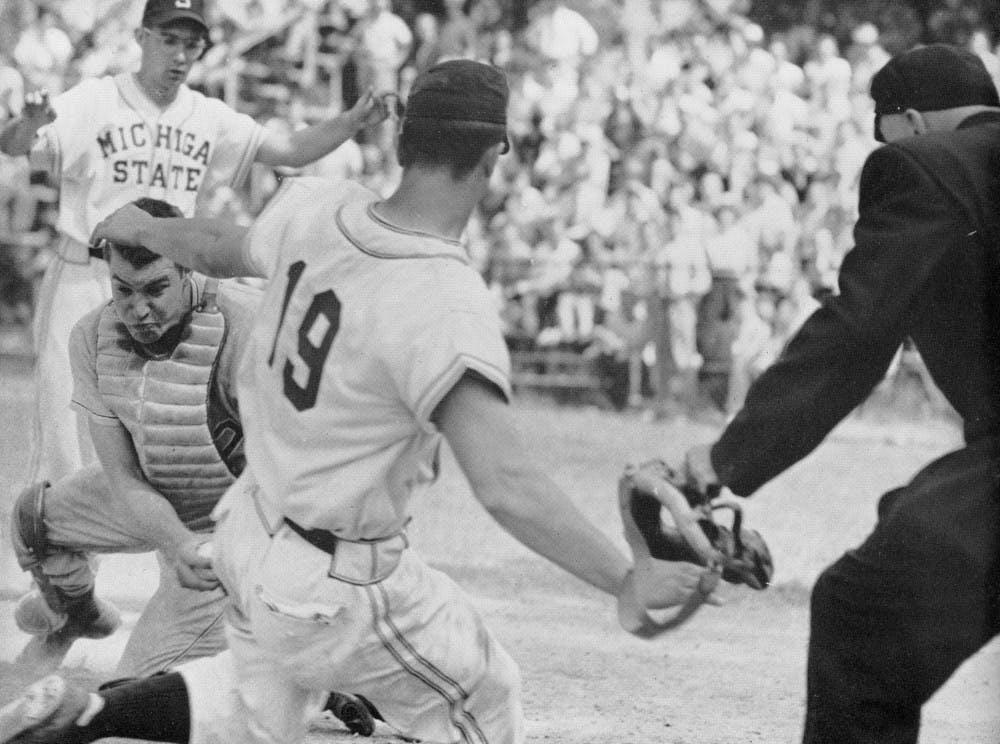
[8,196,376,736]
[0,60,718,744]
[0,0,387,486]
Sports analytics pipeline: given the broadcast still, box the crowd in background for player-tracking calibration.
[2,0,998,414]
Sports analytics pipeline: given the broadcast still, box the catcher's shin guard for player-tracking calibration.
[11,481,120,640]
[13,481,51,569]
[11,482,69,624]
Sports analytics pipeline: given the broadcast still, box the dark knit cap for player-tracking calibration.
[871,43,999,116]
[142,0,208,33]
[404,60,509,129]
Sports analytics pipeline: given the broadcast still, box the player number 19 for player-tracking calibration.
[267,260,341,411]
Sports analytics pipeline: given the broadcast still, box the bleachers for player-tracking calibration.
[509,347,603,393]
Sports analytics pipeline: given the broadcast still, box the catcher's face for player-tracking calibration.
[109,252,190,345]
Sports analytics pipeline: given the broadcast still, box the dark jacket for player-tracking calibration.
[712,111,1000,496]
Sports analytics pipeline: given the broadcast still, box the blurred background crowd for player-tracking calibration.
[2,0,998,416]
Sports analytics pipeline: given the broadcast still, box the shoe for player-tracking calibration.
[326,692,376,737]
[15,591,121,640]
[0,675,89,744]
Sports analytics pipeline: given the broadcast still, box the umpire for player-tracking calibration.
[686,44,1000,743]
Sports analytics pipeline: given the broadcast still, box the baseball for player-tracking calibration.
[196,540,214,563]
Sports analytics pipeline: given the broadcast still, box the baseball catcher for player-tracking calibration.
[7,198,377,737]
[618,459,773,637]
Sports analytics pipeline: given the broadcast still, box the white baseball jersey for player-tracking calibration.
[237,176,512,540]
[31,73,266,242]
[26,72,266,486]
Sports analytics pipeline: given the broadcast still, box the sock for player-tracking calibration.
[324,691,383,722]
[76,672,191,743]
[355,694,383,722]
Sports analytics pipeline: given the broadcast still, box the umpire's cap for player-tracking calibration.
[403,60,509,150]
[871,44,999,140]
[142,0,209,34]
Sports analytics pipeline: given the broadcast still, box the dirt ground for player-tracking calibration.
[1,368,998,743]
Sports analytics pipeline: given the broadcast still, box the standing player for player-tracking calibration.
[0,0,386,485]
[684,45,1000,744]
[9,197,376,736]
[0,60,718,744]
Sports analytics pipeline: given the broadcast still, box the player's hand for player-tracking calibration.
[90,203,153,249]
[345,88,391,130]
[628,556,724,610]
[21,90,56,127]
[616,556,723,638]
[167,537,220,591]
[684,443,719,494]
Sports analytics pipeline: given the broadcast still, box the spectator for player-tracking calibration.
[436,0,478,62]
[725,276,819,415]
[410,12,441,73]
[927,0,982,46]
[524,0,598,69]
[0,54,34,237]
[846,23,890,97]
[355,0,412,94]
[970,28,1000,91]
[654,209,712,411]
[13,5,73,93]
[804,34,852,124]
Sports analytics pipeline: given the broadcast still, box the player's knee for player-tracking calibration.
[11,480,50,567]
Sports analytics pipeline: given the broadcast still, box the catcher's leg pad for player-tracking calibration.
[12,481,70,617]
[13,481,51,568]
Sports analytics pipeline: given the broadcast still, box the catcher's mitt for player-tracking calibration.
[617,459,774,637]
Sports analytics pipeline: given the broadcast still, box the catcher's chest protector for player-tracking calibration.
[95,295,235,532]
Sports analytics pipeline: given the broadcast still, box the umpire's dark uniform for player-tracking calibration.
[708,45,1000,744]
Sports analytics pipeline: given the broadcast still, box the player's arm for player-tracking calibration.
[0,89,55,156]
[88,418,218,591]
[434,372,714,607]
[91,204,260,279]
[254,89,388,168]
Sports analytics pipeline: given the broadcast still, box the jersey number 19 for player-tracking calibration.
[267,260,341,411]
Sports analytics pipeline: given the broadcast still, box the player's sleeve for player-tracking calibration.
[34,78,109,180]
[69,310,118,425]
[202,98,267,192]
[242,176,355,277]
[392,271,512,429]
[240,178,299,277]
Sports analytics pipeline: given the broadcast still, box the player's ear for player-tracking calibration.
[904,108,927,136]
[134,27,146,46]
[480,143,501,179]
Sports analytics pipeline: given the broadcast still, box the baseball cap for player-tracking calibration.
[871,43,999,116]
[142,0,209,33]
[404,60,509,131]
